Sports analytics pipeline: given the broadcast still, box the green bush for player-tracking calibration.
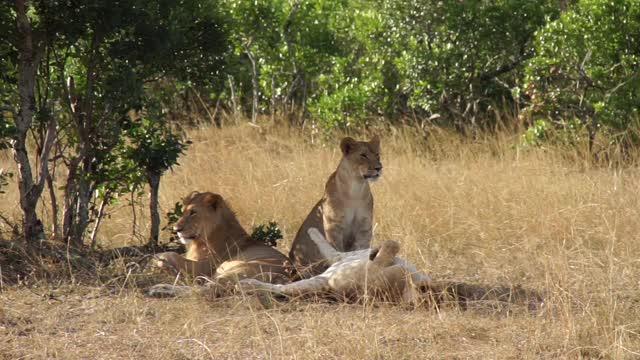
[250,221,283,248]
[525,0,640,142]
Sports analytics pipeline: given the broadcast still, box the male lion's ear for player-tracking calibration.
[203,193,224,210]
[183,191,200,205]
[370,135,380,152]
[340,137,358,156]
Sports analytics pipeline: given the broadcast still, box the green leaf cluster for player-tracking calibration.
[526,0,640,133]
[250,221,283,248]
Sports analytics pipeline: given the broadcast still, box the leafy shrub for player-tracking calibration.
[521,119,551,146]
[163,202,184,242]
[250,221,283,248]
[525,0,640,142]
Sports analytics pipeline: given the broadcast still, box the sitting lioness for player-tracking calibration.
[240,228,432,304]
[289,136,382,277]
[151,191,292,292]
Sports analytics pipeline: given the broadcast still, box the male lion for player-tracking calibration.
[289,136,382,277]
[149,191,292,296]
[240,228,432,305]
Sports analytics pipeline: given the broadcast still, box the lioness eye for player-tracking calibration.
[190,211,196,216]
[360,153,368,159]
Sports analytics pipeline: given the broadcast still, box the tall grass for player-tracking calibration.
[1,119,640,358]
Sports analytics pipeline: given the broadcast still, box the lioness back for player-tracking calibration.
[289,136,382,277]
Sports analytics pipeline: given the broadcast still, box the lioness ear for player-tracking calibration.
[370,135,380,152]
[183,191,200,205]
[203,193,223,210]
[340,137,358,156]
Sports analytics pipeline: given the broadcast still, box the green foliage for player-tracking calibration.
[521,119,551,146]
[0,117,16,150]
[381,0,559,123]
[0,2,17,94]
[164,202,184,228]
[0,0,226,244]
[304,1,385,131]
[526,0,640,134]
[163,201,184,241]
[125,115,191,177]
[0,2,17,142]
[216,0,562,131]
[250,221,283,248]
[521,117,588,147]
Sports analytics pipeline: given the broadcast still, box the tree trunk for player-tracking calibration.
[147,171,161,248]
[66,35,99,248]
[89,194,109,250]
[228,75,237,118]
[283,0,303,112]
[245,48,259,124]
[60,34,99,248]
[61,155,86,247]
[69,157,93,247]
[587,116,598,157]
[61,158,92,249]
[12,0,56,247]
[270,75,276,122]
[46,172,60,240]
[61,160,79,242]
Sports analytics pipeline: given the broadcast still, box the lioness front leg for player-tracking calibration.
[324,218,346,251]
[239,276,330,298]
[154,252,213,278]
[351,216,373,251]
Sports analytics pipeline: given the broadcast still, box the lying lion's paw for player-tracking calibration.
[200,281,227,299]
[235,278,263,292]
[234,279,280,308]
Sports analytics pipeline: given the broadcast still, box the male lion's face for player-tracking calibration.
[173,192,225,245]
[340,135,383,181]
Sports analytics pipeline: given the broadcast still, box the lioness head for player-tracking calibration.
[173,191,228,245]
[340,135,383,181]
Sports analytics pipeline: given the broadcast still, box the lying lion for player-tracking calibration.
[148,192,292,297]
[239,228,432,305]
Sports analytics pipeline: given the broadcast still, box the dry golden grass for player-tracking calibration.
[2,121,640,359]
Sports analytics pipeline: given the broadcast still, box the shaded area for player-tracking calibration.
[428,280,544,313]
